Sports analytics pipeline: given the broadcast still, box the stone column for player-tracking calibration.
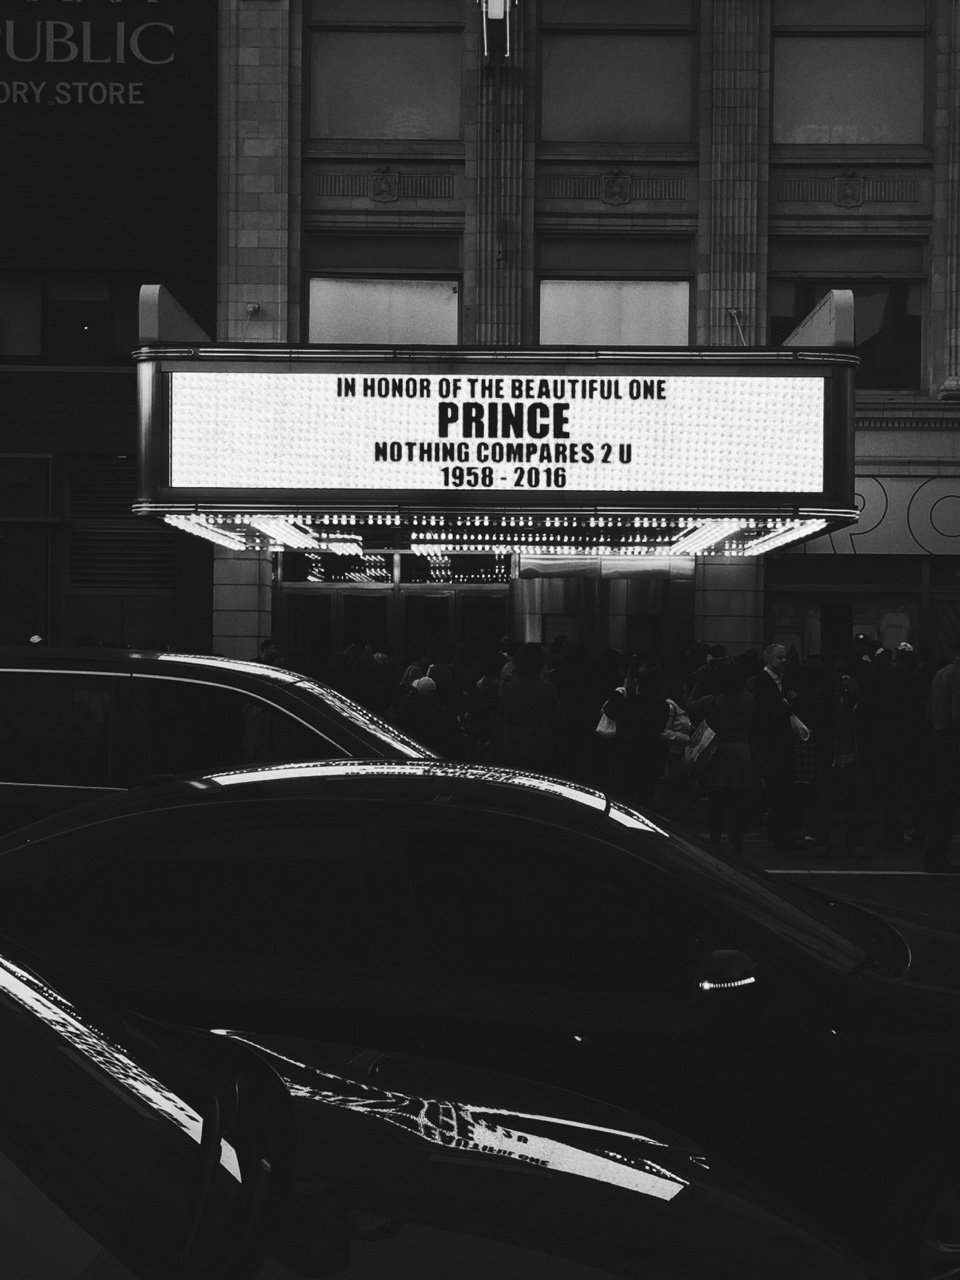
[474,19,526,345]
[933,0,960,398]
[694,557,765,654]
[212,547,274,661]
[698,0,768,345]
[219,0,291,343]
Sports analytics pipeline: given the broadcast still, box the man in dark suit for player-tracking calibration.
[748,643,798,850]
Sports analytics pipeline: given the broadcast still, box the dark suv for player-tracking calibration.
[0,648,427,832]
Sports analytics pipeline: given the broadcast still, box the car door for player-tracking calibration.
[0,940,294,1280]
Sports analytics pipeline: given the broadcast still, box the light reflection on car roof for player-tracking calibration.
[204,759,613,814]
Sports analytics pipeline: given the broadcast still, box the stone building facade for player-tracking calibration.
[3,1,958,666]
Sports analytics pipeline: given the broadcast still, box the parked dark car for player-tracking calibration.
[0,932,864,1279]
[0,647,428,832]
[0,761,958,1277]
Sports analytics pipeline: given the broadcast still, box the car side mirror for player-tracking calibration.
[695,948,758,995]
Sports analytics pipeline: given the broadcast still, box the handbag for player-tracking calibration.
[595,710,617,739]
[661,698,692,755]
[683,718,717,776]
[596,686,626,739]
[790,713,810,743]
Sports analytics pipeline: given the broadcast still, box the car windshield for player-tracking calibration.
[606,804,883,975]
[287,675,430,759]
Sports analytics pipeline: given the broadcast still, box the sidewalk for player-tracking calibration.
[674,792,958,876]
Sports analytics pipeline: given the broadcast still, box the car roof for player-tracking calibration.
[0,761,625,849]
[0,646,328,687]
[0,647,430,761]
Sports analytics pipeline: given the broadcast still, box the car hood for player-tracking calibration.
[222,1032,868,1279]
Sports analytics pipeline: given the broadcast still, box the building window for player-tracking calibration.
[307,2,463,144]
[537,236,691,345]
[539,2,695,146]
[309,32,462,141]
[308,278,459,345]
[540,34,693,144]
[769,238,924,390]
[772,1,927,146]
[0,276,144,366]
[540,280,689,346]
[769,280,922,390]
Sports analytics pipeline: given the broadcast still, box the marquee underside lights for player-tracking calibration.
[159,511,834,557]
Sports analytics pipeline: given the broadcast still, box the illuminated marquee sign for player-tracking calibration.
[168,371,824,495]
[136,347,857,556]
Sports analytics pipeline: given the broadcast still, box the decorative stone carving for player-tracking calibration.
[370,169,399,202]
[600,170,631,205]
[834,171,863,208]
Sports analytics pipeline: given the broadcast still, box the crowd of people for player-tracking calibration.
[289,632,960,872]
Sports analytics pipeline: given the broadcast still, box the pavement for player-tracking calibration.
[678,797,960,923]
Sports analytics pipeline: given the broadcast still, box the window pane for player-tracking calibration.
[0,674,120,787]
[309,278,459,344]
[0,526,47,646]
[541,0,694,23]
[310,32,461,139]
[539,237,691,275]
[0,279,41,357]
[773,37,924,144]
[774,0,926,26]
[541,36,693,143]
[305,236,460,271]
[0,458,48,518]
[310,0,461,19]
[769,280,921,389]
[140,679,337,780]
[540,280,689,346]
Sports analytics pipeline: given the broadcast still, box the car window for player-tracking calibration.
[382,817,717,1000]
[31,811,374,987]
[0,671,123,788]
[605,805,874,974]
[134,678,347,781]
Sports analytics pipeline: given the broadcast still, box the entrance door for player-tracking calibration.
[401,592,453,665]
[339,591,394,655]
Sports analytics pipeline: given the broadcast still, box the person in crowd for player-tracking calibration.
[550,641,605,787]
[874,642,931,850]
[685,644,726,704]
[465,654,503,759]
[498,637,520,686]
[398,662,424,696]
[602,662,669,812]
[923,635,960,873]
[259,637,281,665]
[687,653,732,805]
[747,643,799,850]
[425,654,465,720]
[790,655,834,852]
[496,641,562,773]
[695,658,755,854]
[659,677,692,818]
[825,666,868,858]
[396,675,463,757]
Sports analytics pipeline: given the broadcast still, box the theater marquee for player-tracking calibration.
[136,346,858,558]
